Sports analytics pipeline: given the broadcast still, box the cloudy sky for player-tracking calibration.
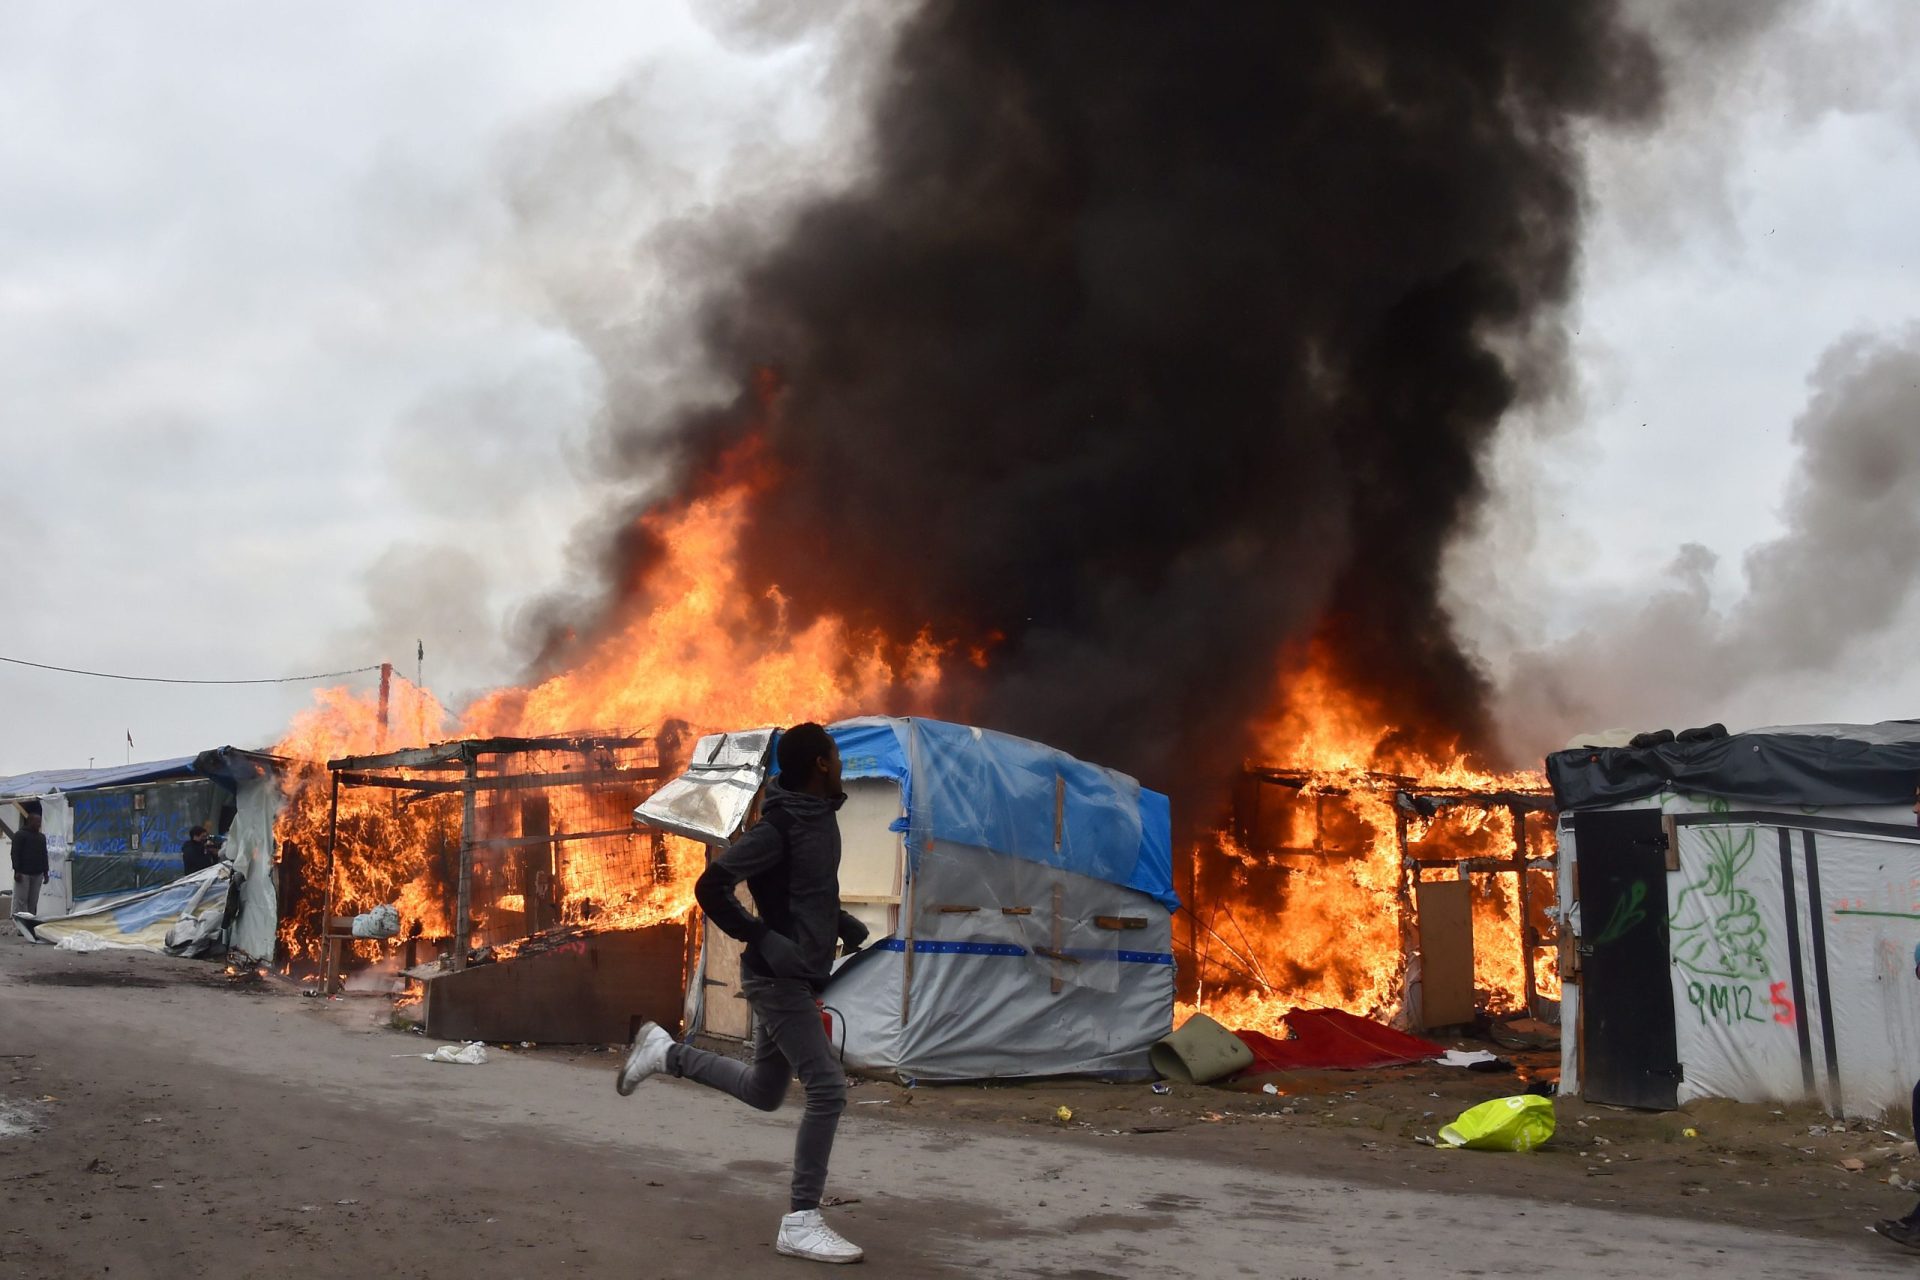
[1,0,1916,776]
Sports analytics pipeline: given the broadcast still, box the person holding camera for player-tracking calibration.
[181,825,218,876]
[615,722,868,1264]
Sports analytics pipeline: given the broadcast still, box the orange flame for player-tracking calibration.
[1182,642,1553,1034]
[271,451,944,968]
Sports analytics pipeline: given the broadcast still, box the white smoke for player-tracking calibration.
[1490,326,1920,751]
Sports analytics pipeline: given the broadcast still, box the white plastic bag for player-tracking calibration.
[352,904,401,939]
[423,1042,488,1065]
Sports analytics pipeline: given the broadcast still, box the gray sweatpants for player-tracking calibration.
[11,874,43,919]
[668,976,847,1211]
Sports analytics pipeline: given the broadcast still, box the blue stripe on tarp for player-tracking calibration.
[876,938,1027,958]
[873,938,1174,964]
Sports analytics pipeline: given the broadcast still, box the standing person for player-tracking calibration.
[615,722,870,1265]
[9,801,48,920]
[181,825,216,875]
[1873,781,1920,1252]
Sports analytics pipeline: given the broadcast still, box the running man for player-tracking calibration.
[616,722,869,1264]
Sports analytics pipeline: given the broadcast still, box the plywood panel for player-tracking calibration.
[423,925,685,1044]
[1416,878,1476,1028]
[838,778,904,941]
[701,918,752,1040]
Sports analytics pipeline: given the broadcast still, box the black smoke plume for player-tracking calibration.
[564,3,1665,816]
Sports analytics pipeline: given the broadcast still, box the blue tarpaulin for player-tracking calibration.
[776,716,1177,912]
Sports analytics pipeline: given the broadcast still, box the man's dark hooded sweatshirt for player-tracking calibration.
[694,779,858,990]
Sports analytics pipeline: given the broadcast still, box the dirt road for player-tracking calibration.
[0,933,1910,1279]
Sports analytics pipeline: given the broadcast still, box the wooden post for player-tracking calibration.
[321,771,341,993]
[1515,806,1537,1019]
[454,746,476,972]
[376,662,392,747]
[1393,798,1419,1021]
[1050,883,1064,995]
[900,848,917,1025]
[1052,775,1065,852]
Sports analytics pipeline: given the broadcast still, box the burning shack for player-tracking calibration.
[1193,765,1559,1033]
[298,731,697,1044]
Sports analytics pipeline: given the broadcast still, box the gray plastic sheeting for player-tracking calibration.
[823,843,1174,1081]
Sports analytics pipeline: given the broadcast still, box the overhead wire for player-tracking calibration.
[0,654,383,687]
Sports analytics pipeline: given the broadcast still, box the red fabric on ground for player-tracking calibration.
[1234,1009,1444,1073]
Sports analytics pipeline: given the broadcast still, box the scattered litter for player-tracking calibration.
[421,1043,488,1065]
[1202,1111,1225,1123]
[336,1199,359,1206]
[1055,1106,1073,1124]
[1682,1128,1699,1139]
[518,1041,535,1050]
[1262,1083,1279,1095]
[1809,1125,1830,1138]
[1433,1050,1499,1069]
[820,1195,861,1207]
[1841,1158,1868,1173]
[1150,1083,1171,1096]
[854,1100,890,1106]
[1436,1095,1555,1152]
[85,1158,114,1175]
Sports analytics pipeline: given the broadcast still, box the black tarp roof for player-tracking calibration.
[1547,720,1920,811]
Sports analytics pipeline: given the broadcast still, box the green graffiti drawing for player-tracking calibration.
[1668,811,1768,980]
[1591,880,1647,947]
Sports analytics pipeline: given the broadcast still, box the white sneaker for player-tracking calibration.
[775,1209,864,1264]
[615,1022,673,1096]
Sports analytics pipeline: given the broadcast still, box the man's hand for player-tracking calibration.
[753,929,809,979]
[837,911,870,953]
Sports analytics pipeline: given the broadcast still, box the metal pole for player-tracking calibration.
[1515,806,1537,1020]
[455,746,476,972]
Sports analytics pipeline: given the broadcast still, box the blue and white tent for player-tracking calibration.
[637,716,1177,1081]
[0,748,285,960]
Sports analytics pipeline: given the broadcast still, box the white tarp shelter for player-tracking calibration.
[1,747,285,960]
[636,716,1178,1081]
[1550,720,1920,1118]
